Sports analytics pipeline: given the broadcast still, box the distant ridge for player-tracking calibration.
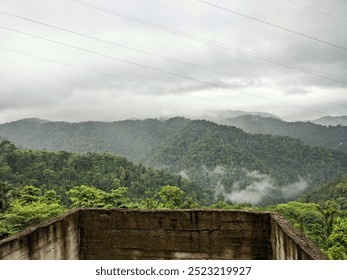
[222,115,347,153]
[187,109,279,123]
[310,116,347,127]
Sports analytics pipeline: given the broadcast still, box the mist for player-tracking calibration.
[223,171,309,205]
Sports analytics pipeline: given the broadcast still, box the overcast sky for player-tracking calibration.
[0,0,346,123]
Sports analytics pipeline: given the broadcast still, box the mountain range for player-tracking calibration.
[1,117,346,205]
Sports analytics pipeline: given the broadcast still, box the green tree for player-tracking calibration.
[18,185,42,205]
[1,200,66,236]
[182,196,200,209]
[158,185,185,209]
[273,202,326,247]
[0,140,16,153]
[0,181,13,213]
[0,186,66,237]
[66,185,107,208]
[327,218,347,260]
[104,187,131,208]
[42,189,61,204]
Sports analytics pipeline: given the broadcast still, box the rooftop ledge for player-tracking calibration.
[0,209,327,260]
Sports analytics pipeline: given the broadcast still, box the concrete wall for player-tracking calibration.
[270,214,326,260]
[79,209,272,260]
[0,209,327,260]
[0,211,80,260]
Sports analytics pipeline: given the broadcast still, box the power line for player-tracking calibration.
[306,93,347,108]
[0,46,250,111]
[68,0,347,86]
[0,26,329,115]
[1,11,271,87]
[285,0,347,24]
[197,0,347,51]
[1,11,345,108]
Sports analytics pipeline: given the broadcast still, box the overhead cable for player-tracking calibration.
[68,0,347,86]
[285,0,347,24]
[197,0,347,51]
[0,26,329,115]
[1,10,346,109]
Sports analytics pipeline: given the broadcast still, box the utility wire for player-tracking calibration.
[68,0,347,86]
[197,0,347,51]
[306,93,347,108]
[1,11,278,89]
[0,26,329,115]
[0,46,249,111]
[1,11,345,109]
[285,0,347,24]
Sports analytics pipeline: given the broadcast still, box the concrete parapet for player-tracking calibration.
[0,209,327,260]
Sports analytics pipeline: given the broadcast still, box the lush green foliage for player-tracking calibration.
[270,202,326,247]
[326,217,347,260]
[157,185,185,209]
[0,140,204,204]
[1,174,346,259]
[66,185,132,209]
[294,175,347,259]
[0,186,66,238]
[300,174,347,210]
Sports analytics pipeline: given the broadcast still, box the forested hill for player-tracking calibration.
[1,118,346,205]
[148,120,347,204]
[299,174,347,210]
[0,117,191,162]
[0,140,204,204]
[222,115,347,153]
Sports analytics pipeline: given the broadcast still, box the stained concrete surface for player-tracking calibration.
[0,209,327,260]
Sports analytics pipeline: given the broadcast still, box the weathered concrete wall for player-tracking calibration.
[0,211,80,260]
[270,214,326,260]
[0,209,327,260]
[79,209,272,260]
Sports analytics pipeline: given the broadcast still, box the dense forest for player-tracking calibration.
[0,141,346,259]
[222,115,347,153]
[1,118,346,204]
[148,120,346,204]
[0,140,205,205]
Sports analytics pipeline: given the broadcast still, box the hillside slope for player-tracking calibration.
[148,120,347,204]
[0,140,204,203]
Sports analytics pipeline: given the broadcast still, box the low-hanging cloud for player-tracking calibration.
[219,170,308,205]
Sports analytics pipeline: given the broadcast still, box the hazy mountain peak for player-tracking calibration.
[8,118,49,124]
[310,116,347,127]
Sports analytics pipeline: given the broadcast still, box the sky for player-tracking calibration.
[0,0,346,123]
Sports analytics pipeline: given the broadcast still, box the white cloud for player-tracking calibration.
[223,171,309,205]
[0,0,346,123]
